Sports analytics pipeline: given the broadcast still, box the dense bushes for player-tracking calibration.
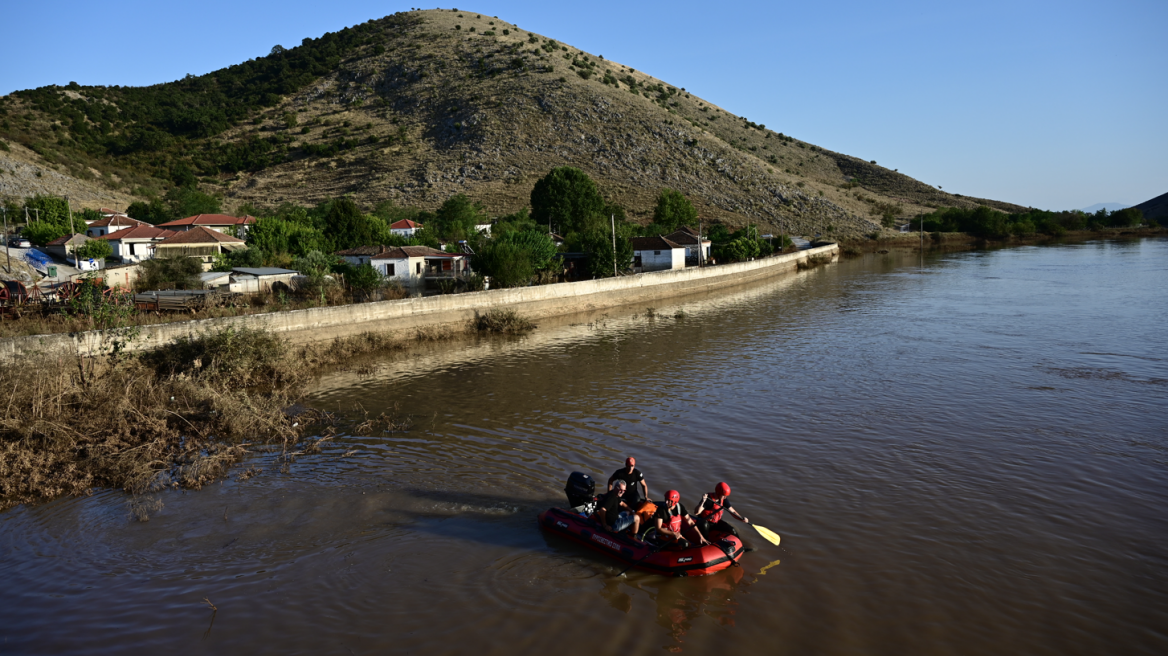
[916,206,1147,239]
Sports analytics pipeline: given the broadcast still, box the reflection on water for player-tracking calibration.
[2,238,1167,655]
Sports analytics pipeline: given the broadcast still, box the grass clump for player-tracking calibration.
[469,309,535,334]
[140,327,294,388]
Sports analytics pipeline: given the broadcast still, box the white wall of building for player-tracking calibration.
[636,247,684,272]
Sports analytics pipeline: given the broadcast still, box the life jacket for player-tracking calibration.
[700,496,727,523]
[663,503,683,534]
[634,500,658,527]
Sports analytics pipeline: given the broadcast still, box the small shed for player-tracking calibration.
[229,267,299,294]
[199,270,232,290]
[630,236,685,272]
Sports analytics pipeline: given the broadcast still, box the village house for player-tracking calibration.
[630,236,685,272]
[85,215,150,238]
[153,226,248,265]
[45,233,90,262]
[335,245,469,289]
[157,214,256,238]
[96,226,178,263]
[388,219,423,237]
[664,226,713,266]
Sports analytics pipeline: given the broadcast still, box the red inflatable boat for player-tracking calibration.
[538,506,745,576]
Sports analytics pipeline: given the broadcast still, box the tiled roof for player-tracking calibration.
[630,236,682,251]
[46,233,86,246]
[389,219,423,230]
[155,226,246,245]
[334,245,388,256]
[88,215,149,228]
[336,245,457,258]
[158,214,256,227]
[664,229,709,246]
[96,226,178,241]
[231,267,299,276]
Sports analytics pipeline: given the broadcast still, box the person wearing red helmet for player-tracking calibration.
[653,489,709,547]
[607,457,648,505]
[694,482,750,538]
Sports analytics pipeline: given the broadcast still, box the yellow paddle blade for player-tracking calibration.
[752,524,781,546]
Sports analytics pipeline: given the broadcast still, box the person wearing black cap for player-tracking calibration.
[607,457,648,505]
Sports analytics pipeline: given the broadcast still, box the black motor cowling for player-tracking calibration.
[565,471,596,508]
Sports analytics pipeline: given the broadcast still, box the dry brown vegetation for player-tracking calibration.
[0,311,537,511]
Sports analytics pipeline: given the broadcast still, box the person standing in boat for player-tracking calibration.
[597,479,641,537]
[654,490,709,547]
[607,457,648,505]
[694,482,749,538]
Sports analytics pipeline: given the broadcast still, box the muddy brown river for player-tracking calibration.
[3,239,1166,654]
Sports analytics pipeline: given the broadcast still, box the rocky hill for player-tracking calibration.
[0,9,1026,237]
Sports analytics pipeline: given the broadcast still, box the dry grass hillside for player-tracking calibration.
[0,141,139,210]
[1,8,1027,237]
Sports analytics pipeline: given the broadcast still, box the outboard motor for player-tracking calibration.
[565,472,597,514]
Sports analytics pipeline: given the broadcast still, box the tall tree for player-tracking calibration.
[652,188,698,232]
[530,167,606,235]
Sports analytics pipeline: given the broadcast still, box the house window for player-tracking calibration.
[416,262,422,274]
[384,263,395,276]
[442,260,452,271]
[654,250,661,255]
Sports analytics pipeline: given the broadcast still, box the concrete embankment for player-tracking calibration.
[0,244,837,359]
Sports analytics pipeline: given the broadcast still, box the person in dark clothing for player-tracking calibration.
[653,490,708,548]
[608,457,648,504]
[694,482,750,538]
[596,479,641,537]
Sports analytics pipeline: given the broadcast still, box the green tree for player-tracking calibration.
[135,256,204,291]
[126,197,172,224]
[1109,207,1143,227]
[22,222,62,246]
[165,186,221,218]
[75,238,113,261]
[652,188,698,232]
[570,225,634,278]
[498,230,558,271]
[293,250,338,303]
[325,197,377,250]
[530,167,606,235]
[343,262,383,292]
[429,194,487,241]
[473,240,534,288]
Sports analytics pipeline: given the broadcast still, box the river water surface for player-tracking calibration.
[3,239,1167,655]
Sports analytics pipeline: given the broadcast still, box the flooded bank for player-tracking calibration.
[2,239,1166,654]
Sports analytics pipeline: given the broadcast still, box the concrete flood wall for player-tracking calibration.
[0,244,837,359]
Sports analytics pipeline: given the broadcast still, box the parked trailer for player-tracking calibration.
[133,289,226,312]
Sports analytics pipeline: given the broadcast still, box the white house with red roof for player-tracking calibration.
[96,226,178,263]
[388,219,423,237]
[85,215,151,238]
[156,214,256,237]
[335,244,467,288]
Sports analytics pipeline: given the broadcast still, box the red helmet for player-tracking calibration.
[625,457,636,467]
[715,482,731,497]
[666,490,680,506]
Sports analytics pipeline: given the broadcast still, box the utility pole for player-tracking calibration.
[2,208,10,274]
[611,214,617,277]
[698,217,703,267]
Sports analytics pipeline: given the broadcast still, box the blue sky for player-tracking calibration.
[2,1,1164,211]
